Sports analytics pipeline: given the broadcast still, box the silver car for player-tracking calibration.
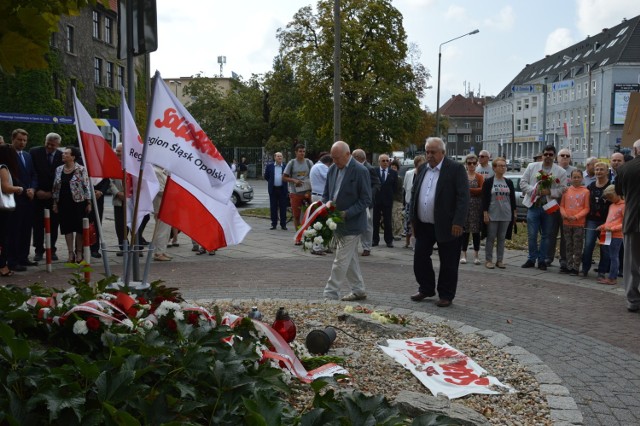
[505,173,526,221]
[231,179,253,206]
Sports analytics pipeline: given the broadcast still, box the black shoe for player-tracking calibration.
[91,252,102,259]
[538,262,547,271]
[628,306,640,313]
[580,270,588,278]
[140,239,150,246]
[269,226,277,230]
[386,243,394,248]
[569,269,579,276]
[372,242,379,247]
[51,253,59,261]
[11,265,26,272]
[23,260,38,267]
[559,266,570,274]
[521,260,536,268]
[281,226,288,230]
[33,253,44,262]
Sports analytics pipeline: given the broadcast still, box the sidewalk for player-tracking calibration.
[8,211,640,426]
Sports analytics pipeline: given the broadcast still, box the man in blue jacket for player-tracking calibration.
[322,141,372,301]
[264,152,288,230]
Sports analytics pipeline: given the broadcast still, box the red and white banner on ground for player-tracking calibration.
[121,91,159,231]
[72,90,122,179]
[158,175,250,252]
[379,338,514,399]
[145,72,235,204]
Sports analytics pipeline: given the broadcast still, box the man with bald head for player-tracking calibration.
[609,152,625,184]
[583,157,597,186]
[615,139,640,312]
[476,150,494,179]
[322,141,372,301]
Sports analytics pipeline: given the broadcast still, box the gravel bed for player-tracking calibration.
[199,299,552,425]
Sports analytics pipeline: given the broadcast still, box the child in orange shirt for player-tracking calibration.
[560,170,590,275]
[597,185,625,285]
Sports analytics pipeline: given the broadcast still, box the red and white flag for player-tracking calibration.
[72,90,122,178]
[121,92,159,231]
[598,230,612,246]
[145,72,235,204]
[158,175,250,251]
[563,121,571,139]
[543,199,560,215]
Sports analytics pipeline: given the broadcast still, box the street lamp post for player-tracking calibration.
[435,29,479,137]
[564,54,593,158]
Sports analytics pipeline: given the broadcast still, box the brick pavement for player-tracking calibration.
[7,209,640,426]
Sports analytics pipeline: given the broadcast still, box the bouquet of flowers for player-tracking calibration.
[535,169,560,190]
[299,201,343,253]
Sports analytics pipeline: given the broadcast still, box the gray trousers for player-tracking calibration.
[623,232,640,310]
[361,207,373,251]
[485,221,509,263]
[325,234,365,299]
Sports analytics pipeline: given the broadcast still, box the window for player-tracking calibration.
[570,89,575,101]
[475,122,482,129]
[592,80,596,96]
[94,57,103,85]
[531,116,537,131]
[532,96,538,108]
[591,107,595,124]
[516,119,521,131]
[577,83,581,99]
[106,62,114,88]
[475,135,482,143]
[447,134,456,143]
[464,122,470,129]
[524,118,529,131]
[524,99,530,109]
[516,100,522,111]
[463,135,471,143]
[66,25,75,53]
[584,81,588,95]
[564,90,569,102]
[92,11,101,39]
[105,17,113,44]
[118,66,125,88]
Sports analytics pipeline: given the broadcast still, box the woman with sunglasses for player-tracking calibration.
[460,153,484,265]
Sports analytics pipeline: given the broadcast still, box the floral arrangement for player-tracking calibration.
[300,202,342,252]
[535,169,561,190]
[344,305,410,326]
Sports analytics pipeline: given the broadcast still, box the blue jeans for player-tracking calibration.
[581,220,609,274]
[607,238,623,280]
[527,206,553,263]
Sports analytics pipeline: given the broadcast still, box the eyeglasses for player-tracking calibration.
[559,154,571,158]
[543,153,555,157]
[479,155,488,158]
[466,162,477,165]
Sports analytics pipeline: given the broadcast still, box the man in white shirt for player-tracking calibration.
[310,154,332,202]
[476,150,494,179]
[548,148,575,271]
[583,157,597,187]
[402,155,425,249]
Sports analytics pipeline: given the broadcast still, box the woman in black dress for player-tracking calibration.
[0,145,25,276]
[52,147,91,262]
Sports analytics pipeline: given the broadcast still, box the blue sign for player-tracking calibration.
[551,80,575,92]
[0,112,119,129]
[511,84,543,93]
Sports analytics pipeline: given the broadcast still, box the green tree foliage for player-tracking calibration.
[276,0,429,154]
[0,0,104,74]
[185,75,269,148]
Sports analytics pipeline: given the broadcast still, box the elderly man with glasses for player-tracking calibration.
[476,150,494,179]
[547,148,576,271]
[520,145,567,270]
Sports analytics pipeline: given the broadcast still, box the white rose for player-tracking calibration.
[73,320,89,335]
[314,236,324,244]
[313,222,323,231]
[121,319,134,329]
[327,220,337,231]
[304,241,313,249]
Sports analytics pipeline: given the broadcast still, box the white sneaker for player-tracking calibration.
[460,258,467,264]
[474,258,481,265]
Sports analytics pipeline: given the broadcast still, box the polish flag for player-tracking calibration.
[72,89,122,178]
[598,230,612,246]
[121,92,159,231]
[145,71,235,204]
[543,199,560,215]
[563,121,571,139]
[158,175,250,251]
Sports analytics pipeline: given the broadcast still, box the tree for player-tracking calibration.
[276,0,429,154]
[0,0,104,74]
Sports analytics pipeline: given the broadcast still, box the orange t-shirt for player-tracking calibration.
[603,199,625,239]
[559,186,590,227]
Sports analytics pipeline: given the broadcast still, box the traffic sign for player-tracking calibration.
[511,84,544,93]
[551,80,575,91]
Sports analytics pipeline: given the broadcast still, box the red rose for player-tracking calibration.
[187,312,199,325]
[86,317,101,331]
[137,296,148,305]
[166,319,177,331]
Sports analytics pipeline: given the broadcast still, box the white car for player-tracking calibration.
[231,179,253,206]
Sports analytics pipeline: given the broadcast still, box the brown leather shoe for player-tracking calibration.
[436,299,452,307]
[361,250,370,256]
[410,292,433,301]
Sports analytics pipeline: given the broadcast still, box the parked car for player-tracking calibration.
[231,179,253,206]
[505,173,526,221]
[506,159,521,171]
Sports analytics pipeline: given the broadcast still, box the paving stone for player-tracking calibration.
[502,345,529,355]
[535,371,563,384]
[457,324,480,335]
[540,384,571,396]
[548,396,579,410]
[550,409,584,424]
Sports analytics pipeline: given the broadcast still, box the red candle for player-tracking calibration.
[272,307,296,343]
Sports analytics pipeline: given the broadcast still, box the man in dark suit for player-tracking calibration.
[372,154,398,248]
[30,132,64,261]
[409,137,469,307]
[616,138,640,313]
[8,129,38,271]
[322,141,372,301]
[352,149,380,256]
[263,152,288,230]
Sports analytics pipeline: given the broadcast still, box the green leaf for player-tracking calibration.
[65,352,100,380]
[0,322,30,362]
[101,402,142,426]
[40,390,85,422]
[96,369,135,404]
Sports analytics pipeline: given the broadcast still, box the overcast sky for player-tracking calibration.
[151,0,634,111]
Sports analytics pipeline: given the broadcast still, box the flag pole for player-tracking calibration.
[72,88,111,277]
[120,88,132,286]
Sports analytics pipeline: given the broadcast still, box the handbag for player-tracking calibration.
[0,165,16,211]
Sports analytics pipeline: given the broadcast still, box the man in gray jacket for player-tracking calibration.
[322,141,372,301]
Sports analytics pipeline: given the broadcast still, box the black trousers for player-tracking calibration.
[413,221,462,301]
[33,198,59,254]
[373,203,393,245]
[8,195,34,267]
[269,187,288,227]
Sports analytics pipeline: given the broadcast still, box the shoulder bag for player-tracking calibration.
[0,165,16,211]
